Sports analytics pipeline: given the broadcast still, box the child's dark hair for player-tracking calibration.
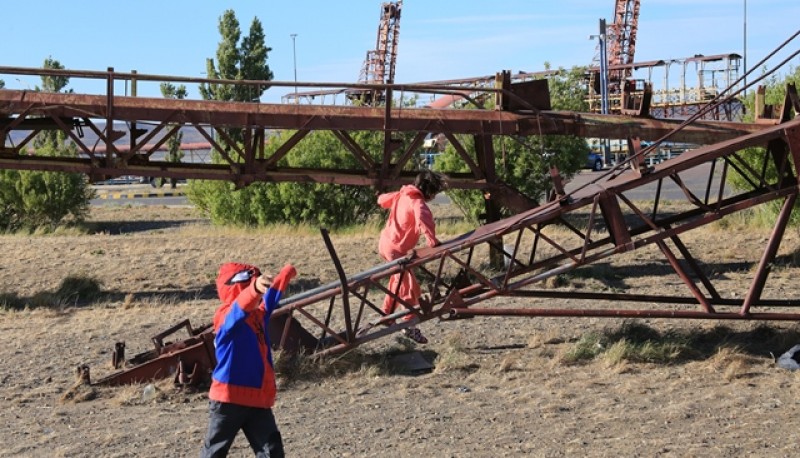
[414,170,448,200]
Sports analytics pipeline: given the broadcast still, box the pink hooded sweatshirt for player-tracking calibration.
[378,185,438,261]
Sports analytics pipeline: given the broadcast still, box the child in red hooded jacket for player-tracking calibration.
[377,170,447,344]
[200,262,296,458]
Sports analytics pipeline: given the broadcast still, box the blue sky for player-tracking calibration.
[3,0,798,103]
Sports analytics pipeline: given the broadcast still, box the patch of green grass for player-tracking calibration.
[560,332,605,364]
[560,321,797,366]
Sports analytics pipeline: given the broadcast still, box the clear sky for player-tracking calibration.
[2,0,798,103]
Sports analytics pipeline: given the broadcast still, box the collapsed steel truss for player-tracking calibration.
[2,65,799,381]
[280,110,800,357]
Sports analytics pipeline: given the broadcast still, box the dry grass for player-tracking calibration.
[432,332,472,373]
[703,346,765,381]
[6,204,800,456]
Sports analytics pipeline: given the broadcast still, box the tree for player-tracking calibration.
[34,57,73,150]
[0,57,94,232]
[189,10,386,229]
[435,66,590,223]
[199,10,272,104]
[727,63,800,225]
[187,130,382,228]
[198,9,273,167]
[155,82,188,188]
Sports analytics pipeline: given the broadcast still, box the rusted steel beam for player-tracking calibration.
[447,308,800,321]
[0,90,763,142]
[90,321,216,386]
[741,193,797,315]
[262,116,800,356]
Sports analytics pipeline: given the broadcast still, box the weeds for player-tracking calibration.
[433,332,472,373]
[559,321,800,367]
[274,347,395,387]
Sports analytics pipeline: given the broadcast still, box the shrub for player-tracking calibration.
[0,144,94,232]
[187,130,384,228]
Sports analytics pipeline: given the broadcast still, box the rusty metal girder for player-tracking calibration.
[86,320,216,387]
[260,116,800,356]
[0,70,767,211]
[0,89,763,140]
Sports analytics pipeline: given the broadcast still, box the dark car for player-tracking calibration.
[586,152,603,171]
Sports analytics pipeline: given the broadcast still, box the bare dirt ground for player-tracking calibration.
[2,203,800,457]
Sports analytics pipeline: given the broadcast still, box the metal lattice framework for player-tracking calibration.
[0,66,764,213]
[606,0,640,81]
[351,0,403,105]
[278,102,800,357]
[1,64,799,364]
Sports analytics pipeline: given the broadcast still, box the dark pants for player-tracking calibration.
[199,400,284,458]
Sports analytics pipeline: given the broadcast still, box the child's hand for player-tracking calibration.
[255,273,273,294]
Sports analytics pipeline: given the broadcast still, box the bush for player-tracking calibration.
[0,145,94,232]
[187,130,384,228]
[436,133,588,224]
[725,64,800,227]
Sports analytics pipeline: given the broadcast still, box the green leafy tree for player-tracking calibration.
[34,57,73,150]
[188,130,382,228]
[436,65,590,223]
[189,11,388,229]
[156,82,188,188]
[727,63,800,225]
[0,57,93,232]
[199,10,272,104]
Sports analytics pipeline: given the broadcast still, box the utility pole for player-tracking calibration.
[743,0,747,96]
[598,19,610,116]
[290,33,298,103]
[590,19,611,163]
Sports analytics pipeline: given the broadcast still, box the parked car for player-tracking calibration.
[586,152,604,171]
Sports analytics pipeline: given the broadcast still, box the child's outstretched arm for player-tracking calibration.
[263,264,297,313]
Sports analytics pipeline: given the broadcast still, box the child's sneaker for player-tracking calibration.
[403,327,428,344]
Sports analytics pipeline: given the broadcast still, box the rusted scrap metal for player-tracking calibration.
[0,66,766,196]
[86,320,216,387]
[83,314,321,386]
[262,113,800,357]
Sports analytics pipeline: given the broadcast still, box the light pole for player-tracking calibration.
[590,19,611,162]
[743,0,747,96]
[290,33,298,103]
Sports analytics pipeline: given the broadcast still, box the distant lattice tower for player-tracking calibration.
[350,0,403,105]
[606,0,640,82]
[587,0,640,113]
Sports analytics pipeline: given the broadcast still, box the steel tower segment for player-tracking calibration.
[0,66,765,213]
[606,0,640,81]
[350,0,403,105]
[275,111,800,356]
[69,84,800,376]
[2,64,799,364]
[282,1,402,105]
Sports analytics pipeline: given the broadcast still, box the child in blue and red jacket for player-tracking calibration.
[200,262,296,458]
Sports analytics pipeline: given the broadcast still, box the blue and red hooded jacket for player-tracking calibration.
[209,262,296,409]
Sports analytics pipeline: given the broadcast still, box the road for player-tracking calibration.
[91,161,724,208]
[565,161,725,202]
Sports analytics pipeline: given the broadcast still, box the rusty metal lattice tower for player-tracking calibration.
[349,0,403,105]
[606,0,640,81]
[588,0,641,115]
